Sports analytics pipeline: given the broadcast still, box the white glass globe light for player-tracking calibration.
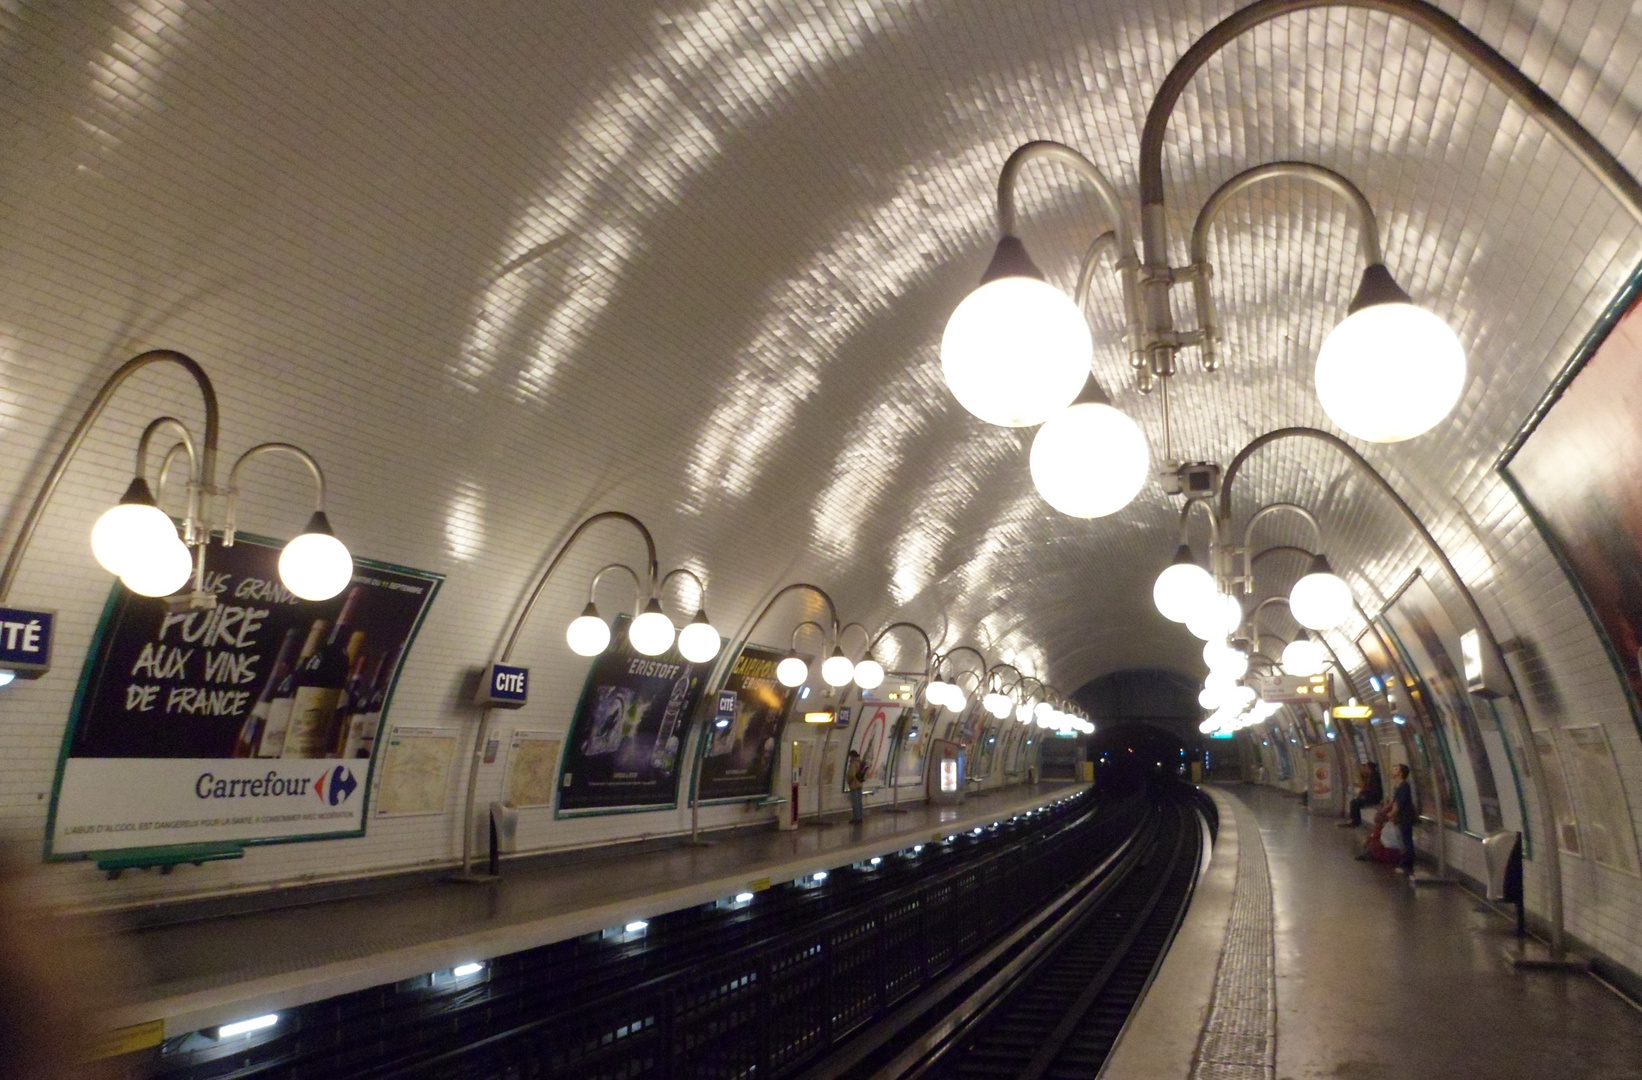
[853,658,885,690]
[948,687,969,713]
[1316,302,1465,443]
[1199,686,1226,710]
[1017,699,1035,723]
[1029,402,1150,518]
[1199,716,1222,734]
[777,654,809,688]
[677,613,722,664]
[1281,636,1328,677]
[629,602,677,657]
[92,495,179,578]
[1289,560,1353,631]
[940,273,1092,428]
[1034,700,1055,722]
[821,650,855,687]
[566,605,611,656]
[120,537,193,598]
[1203,669,1236,695]
[1204,641,1249,679]
[1187,593,1243,642]
[926,679,952,707]
[279,515,355,602]
[1153,553,1216,624]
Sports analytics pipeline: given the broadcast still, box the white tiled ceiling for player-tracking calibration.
[4,0,1642,903]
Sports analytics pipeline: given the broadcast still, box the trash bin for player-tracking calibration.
[1482,830,1522,902]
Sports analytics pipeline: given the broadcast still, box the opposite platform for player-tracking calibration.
[103,781,1083,1037]
[1115,784,1642,1080]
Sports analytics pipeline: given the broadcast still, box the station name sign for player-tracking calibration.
[476,662,529,708]
[0,605,54,678]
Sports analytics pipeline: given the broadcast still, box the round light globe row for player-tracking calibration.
[93,499,354,601]
[568,602,723,664]
[943,255,1468,460]
[941,273,1149,519]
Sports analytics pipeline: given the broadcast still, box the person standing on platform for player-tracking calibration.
[1339,762,1383,828]
[846,750,866,823]
[1390,763,1417,874]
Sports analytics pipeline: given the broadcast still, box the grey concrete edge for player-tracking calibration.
[1098,786,1240,1080]
[104,782,1089,1038]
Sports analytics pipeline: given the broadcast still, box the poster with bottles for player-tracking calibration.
[47,535,441,858]
[696,644,797,803]
[556,614,711,815]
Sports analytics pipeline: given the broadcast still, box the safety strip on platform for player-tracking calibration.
[1190,795,1276,1080]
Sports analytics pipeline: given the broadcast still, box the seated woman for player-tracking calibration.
[1340,761,1384,827]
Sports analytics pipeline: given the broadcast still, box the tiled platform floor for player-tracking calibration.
[1233,785,1642,1080]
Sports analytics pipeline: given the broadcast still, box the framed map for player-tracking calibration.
[504,732,562,808]
[374,726,457,816]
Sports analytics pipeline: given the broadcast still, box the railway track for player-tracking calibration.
[810,785,1213,1080]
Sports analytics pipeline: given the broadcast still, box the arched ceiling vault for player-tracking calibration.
[2,0,1641,698]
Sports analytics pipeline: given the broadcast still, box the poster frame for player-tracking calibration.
[1496,265,1642,743]
[43,532,444,861]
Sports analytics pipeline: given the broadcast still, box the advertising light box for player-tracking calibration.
[47,536,441,858]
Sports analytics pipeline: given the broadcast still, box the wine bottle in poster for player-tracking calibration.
[232,627,301,759]
[255,618,330,758]
[284,589,365,759]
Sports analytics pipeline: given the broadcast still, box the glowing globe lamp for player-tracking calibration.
[821,648,855,687]
[1198,686,1226,710]
[926,678,952,707]
[1153,547,1216,624]
[1187,593,1243,642]
[677,610,722,664]
[948,687,969,713]
[629,599,676,657]
[91,478,179,578]
[853,657,885,690]
[776,652,809,688]
[1315,264,1465,443]
[1029,401,1149,518]
[1281,632,1328,677]
[940,237,1091,427]
[567,603,611,656]
[1289,554,1353,631]
[279,511,354,602]
[121,536,193,597]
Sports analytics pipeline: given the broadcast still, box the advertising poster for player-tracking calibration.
[844,700,901,792]
[48,536,441,857]
[698,644,796,802]
[558,615,710,814]
[1356,622,1461,828]
[890,709,931,788]
[1504,291,1642,721]
[1380,575,1506,834]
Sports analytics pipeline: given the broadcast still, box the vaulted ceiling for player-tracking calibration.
[3,0,1640,701]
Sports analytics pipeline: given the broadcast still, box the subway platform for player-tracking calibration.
[98,781,1082,1040]
[1108,785,1642,1080]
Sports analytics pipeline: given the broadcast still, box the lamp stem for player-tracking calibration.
[221,442,329,547]
[0,350,219,605]
[459,510,661,878]
[1221,425,1564,959]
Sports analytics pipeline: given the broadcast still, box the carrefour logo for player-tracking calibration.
[194,766,358,806]
[314,765,358,806]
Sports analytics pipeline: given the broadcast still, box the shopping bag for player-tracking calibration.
[1381,824,1404,851]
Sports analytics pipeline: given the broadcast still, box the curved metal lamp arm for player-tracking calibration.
[1251,544,1318,568]
[589,563,645,616]
[789,619,830,653]
[985,662,1025,694]
[138,418,202,544]
[658,566,709,618]
[1190,162,1381,369]
[221,442,327,547]
[997,141,1146,372]
[495,511,659,663]
[1218,424,1563,957]
[1240,502,1325,554]
[462,510,663,876]
[1245,594,1293,654]
[836,621,871,658]
[0,349,219,604]
[865,620,935,671]
[1137,0,1642,375]
[938,644,990,683]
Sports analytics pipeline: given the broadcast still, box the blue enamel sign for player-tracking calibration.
[0,606,53,678]
[477,662,529,708]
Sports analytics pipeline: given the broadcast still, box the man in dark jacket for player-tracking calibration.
[1390,763,1417,873]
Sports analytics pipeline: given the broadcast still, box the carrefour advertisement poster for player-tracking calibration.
[558,615,711,814]
[48,536,441,858]
[696,644,795,803]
